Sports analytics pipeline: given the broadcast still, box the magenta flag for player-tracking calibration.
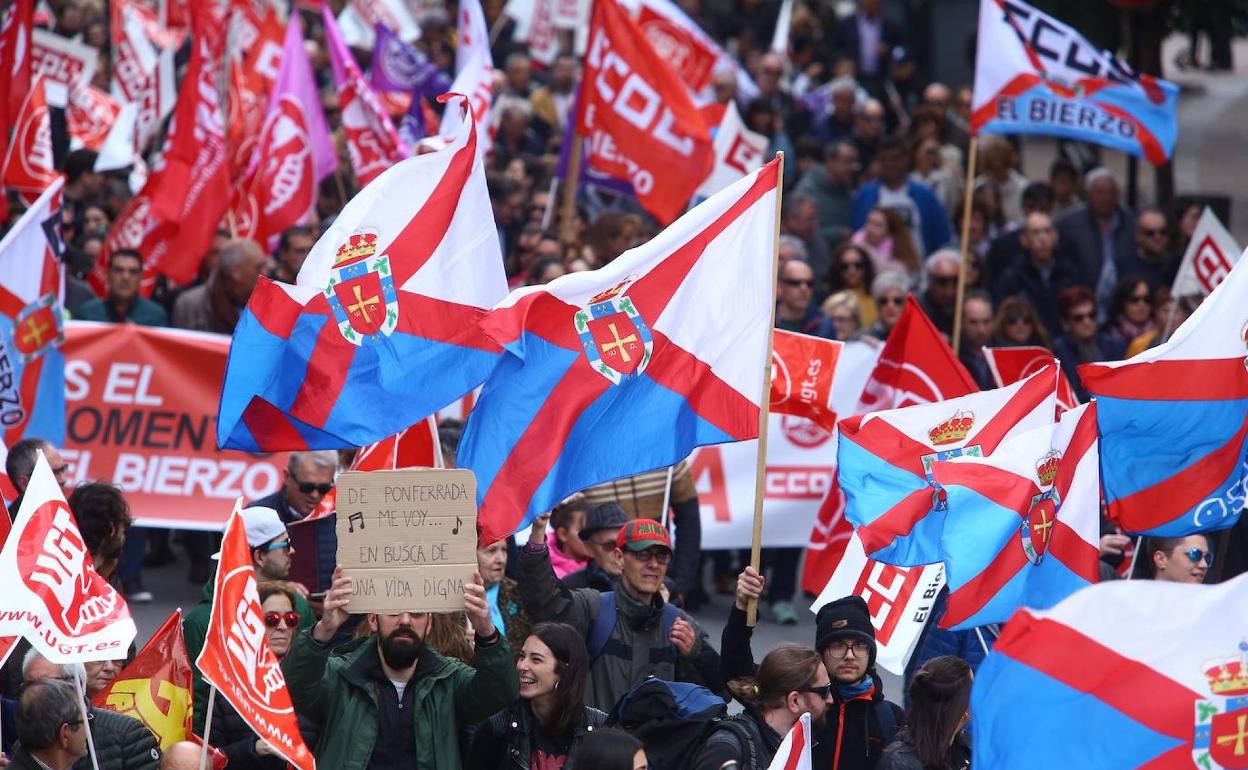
[272,13,338,185]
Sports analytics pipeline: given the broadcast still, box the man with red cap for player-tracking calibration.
[518,516,724,711]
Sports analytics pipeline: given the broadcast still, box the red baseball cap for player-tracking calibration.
[615,518,672,552]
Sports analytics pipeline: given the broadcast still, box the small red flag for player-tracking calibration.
[770,330,842,432]
[93,610,194,750]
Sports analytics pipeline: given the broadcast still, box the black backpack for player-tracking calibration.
[606,678,735,770]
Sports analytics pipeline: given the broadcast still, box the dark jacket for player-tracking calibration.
[281,629,518,770]
[992,254,1084,338]
[720,605,903,770]
[50,707,162,770]
[877,727,971,770]
[517,542,724,711]
[1052,332,1128,402]
[562,562,615,592]
[209,682,320,770]
[73,297,168,326]
[1056,205,1137,293]
[7,746,45,770]
[692,709,782,770]
[465,700,607,770]
[183,578,316,735]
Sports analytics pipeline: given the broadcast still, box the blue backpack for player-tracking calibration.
[586,591,679,661]
[606,678,730,770]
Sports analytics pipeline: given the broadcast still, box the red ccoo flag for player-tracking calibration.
[575,0,712,224]
[195,500,315,770]
[801,298,979,595]
[93,610,194,750]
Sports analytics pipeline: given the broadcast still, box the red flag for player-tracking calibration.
[225,2,283,182]
[142,4,229,284]
[984,345,1079,413]
[323,4,408,187]
[307,416,442,521]
[800,299,979,595]
[195,501,316,770]
[2,74,58,195]
[93,610,193,750]
[67,84,122,151]
[0,0,32,135]
[89,192,156,297]
[770,330,842,432]
[576,0,712,224]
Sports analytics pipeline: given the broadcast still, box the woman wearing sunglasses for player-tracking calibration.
[209,582,319,769]
[1137,534,1212,584]
[863,271,913,345]
[692,643,832,770]
[990,296,1051,350]
[1103,276,1156,347]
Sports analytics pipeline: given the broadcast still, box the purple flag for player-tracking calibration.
[369,22,450,96]
[272,14,338,184]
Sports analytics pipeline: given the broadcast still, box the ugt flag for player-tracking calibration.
[840,364,1057,567]
[0,179,65,446]
[460,157,781,544]
[971,0,1179,165]
[93,610,193,749]
[196,502,315,770]
[1081,250,1248,537]
[0,452,137,663]
[972,572,1248,770]
[217,96,508,452]
[770,329,841,433]
[929,402,1100,630]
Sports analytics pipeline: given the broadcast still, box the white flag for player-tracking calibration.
[1171,207,1242,298]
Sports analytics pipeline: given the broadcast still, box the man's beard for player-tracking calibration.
[379,628,424,669]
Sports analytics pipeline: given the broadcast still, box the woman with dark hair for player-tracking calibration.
[990,295,1051,349]
[692,643,832,769]
[574,728,647,770]
[825,243,879,329]
[467,623,607,770]
[879,656,972,770]
[1103,275,1155,345]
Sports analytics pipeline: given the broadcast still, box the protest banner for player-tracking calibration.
[336,468,478,613]
[811,533,945,675]
[60,322,287,530]
[31,28,97,106]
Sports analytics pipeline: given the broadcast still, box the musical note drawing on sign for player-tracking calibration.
[348,511,365,533]
[452,516,462,535]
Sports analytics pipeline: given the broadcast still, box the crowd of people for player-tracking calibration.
[3,0,1247,768]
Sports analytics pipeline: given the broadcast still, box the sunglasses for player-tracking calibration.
[878,296,905,306]
[802,683,833,699]
[626,548,672,565]
[1006,314,1032,325]
[782,278,814,288]
[290,473,333,495]
[264,611,301,629]
[1184,547,1214,566]
[931,275,958,286]
[1127,294,1151,304]
[1067,311,1096,323]
[262,539,292,553]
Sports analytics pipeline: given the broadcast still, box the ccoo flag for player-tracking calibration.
[217,96,507,452]
[460,157,781,544]
[840,364,1057,567]
[971,0,1179,165]
[1081,249,1248,537]
[972,572,1248,769]
[929,402,1100,630]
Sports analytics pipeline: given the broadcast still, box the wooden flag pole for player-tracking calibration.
[951,135,979,356]
[559,133,584,246]
[747,151,784,627]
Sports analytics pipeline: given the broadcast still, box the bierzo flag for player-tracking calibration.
[972,572,1248,769]
[195,501,314,770]
[93,610,193,749]
[461,157,781,544]
[971,0,1179,164]
[0,452,137,663]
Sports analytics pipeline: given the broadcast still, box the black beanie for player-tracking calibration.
[815,595,877,661]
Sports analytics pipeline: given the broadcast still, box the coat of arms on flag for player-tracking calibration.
[919,410,982,511]
[323,229,399,344]
[1194,641,1248,770]
[12,293,62,362]
[1021,450,1061,565]
[575,277,654,385]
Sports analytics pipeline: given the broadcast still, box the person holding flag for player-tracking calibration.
[281,564,518,770]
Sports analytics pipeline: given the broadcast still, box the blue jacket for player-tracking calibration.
[851,180,952,256]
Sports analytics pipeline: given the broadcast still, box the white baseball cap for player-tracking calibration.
[240,506,287,548]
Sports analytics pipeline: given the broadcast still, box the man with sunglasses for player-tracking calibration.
[917,250,961,337]
[250,451,338,524]
[183,507,316,735]
[518,517,724,711]
[9,679,89,770]
[776,259,830,337]
[1145,534,1212,584]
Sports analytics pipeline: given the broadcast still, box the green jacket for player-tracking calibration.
[282,628,519,770]
[182,578,316,735]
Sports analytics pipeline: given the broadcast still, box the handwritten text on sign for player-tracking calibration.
[335,469,478,613]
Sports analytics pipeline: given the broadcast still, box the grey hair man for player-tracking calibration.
[12,679,90,770]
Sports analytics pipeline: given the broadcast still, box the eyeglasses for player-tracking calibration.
[802,683,833,699]
[1067,311,1096,323]
[264,611,301,628]
[290,472,333,495]
[1005,314,1032,325]
[626,548,672,565]
[781,278,815,288]
[262,539,292,553]
[825,640,871,656]
[1126,293,1151,304]
[67,712,95,728]
[878,295,905,306]
[1184,547,1214,566]
[1138,227,1166,237]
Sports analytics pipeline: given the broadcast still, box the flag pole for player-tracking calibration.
[559,133,584,246]
[659,465,675,529]
[747,151,784,627]
[951,135,979,356]
[73,673,101,770]
[199,686,218,770]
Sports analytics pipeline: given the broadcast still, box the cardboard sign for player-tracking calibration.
[336,469,478,613]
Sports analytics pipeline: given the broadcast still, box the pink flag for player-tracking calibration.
[272,14,336,185]
[322,4,407,187]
